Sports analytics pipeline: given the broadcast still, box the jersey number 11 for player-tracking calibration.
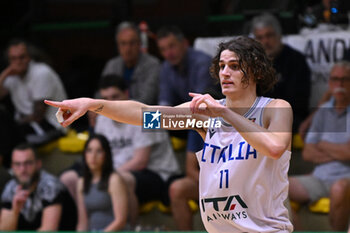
[219,169,229,189]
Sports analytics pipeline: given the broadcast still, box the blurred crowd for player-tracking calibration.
[0,11,349,232]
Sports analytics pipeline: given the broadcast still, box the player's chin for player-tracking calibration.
[221,88,234,96]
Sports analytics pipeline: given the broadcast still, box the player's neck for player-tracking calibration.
[226,92,257,116]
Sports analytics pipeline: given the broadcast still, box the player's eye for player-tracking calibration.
[229,64,239,70]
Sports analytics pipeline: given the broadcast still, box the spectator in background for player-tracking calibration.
[156,25,217,171]
[297,38,350,138]
[251,13,311,132]
[0,39,67,145]
[102,21,160,105]
[76,134,128,232]
[289,61,350,231]
[157,25,219,106]
[169,151,199,230]
[0,144,76,231]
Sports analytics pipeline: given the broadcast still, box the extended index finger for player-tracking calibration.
[189,92,202,98]
[44,100,64,108]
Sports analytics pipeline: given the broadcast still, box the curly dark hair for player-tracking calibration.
[210,36,277,96]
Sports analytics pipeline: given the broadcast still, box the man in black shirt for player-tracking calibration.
[251,13,311,132]
[0,144,76,231]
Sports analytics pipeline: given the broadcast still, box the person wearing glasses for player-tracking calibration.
[289,61,350,231]
[0,144,76,231]
[0,39,67,145]
[102,21,160,105]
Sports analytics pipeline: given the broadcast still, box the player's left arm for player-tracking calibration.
[317,140,350,160]
[225,99,292,159]
[190,94,292,159]
[37,204,62,231]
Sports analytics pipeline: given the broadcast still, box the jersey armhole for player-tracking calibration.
[259,98,273,128]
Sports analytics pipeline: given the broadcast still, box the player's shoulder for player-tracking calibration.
[266,98,292,109]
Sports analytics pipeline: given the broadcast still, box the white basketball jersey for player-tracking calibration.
[196,97,293,233]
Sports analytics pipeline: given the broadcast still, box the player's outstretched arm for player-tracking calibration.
[44,98,204,130]
[45,98,148,128]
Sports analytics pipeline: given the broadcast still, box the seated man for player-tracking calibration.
[0,39,67,145]
[0,144,77,231]
[102,21,160,105]
[289,61,350,231]
[156,25,217,106]
[251,13,311,132]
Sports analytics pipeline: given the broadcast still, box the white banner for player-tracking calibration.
[194,31,350,107]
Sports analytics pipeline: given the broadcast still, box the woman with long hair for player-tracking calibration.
[76,134,128,232]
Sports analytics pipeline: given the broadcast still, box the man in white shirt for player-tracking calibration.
[0,39,67,144]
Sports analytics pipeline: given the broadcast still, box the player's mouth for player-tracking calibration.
[221,81,234,87]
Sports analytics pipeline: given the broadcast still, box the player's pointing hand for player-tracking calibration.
[44,98,92,127]
[189,92,226,117]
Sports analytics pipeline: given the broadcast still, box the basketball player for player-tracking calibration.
[45,36,293,233]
